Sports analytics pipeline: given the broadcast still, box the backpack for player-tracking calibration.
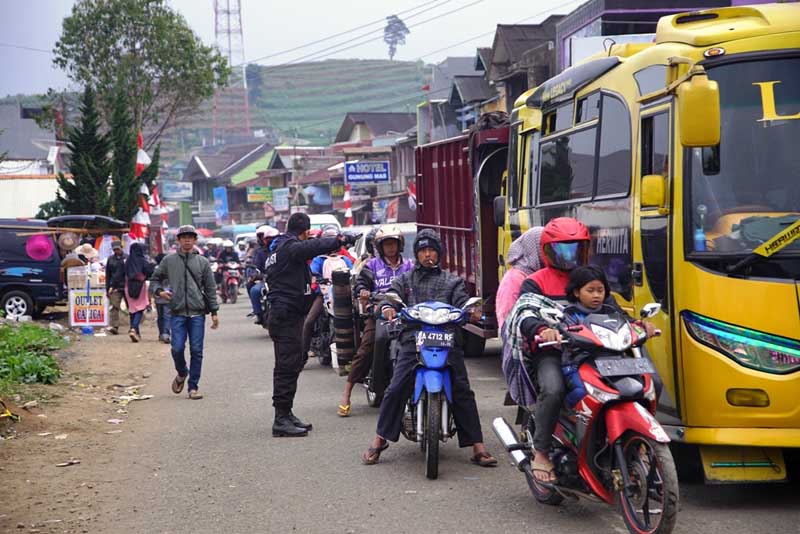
[321,255,349,301]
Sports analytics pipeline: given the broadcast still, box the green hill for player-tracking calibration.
[248,58,429,142]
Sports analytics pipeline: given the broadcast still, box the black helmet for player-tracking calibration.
[365,226,380,256]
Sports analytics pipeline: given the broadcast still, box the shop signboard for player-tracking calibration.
[344,161,390,183]
[272,187,290,212]
[213,186,229,225]
[247,186,273,203]
[68,288,109,327]
[160,181,193,201]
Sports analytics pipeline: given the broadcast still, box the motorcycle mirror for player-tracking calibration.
[640,303,661,319]
[462,297,482,310]
[539,307,563,325]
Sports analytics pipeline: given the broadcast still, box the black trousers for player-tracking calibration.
[376,340,483,448]
[268,307,305,415]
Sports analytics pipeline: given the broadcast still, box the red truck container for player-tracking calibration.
[415,125,509,354]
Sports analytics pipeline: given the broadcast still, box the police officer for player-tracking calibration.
[265,212,357,437]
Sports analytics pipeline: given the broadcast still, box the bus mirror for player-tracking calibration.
[641,175,666,208]
[677,72,720,147]
[493,196,506,227]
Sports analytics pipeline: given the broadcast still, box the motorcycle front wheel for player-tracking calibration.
[617,434,679,534]
[229,283,238,304]
[424,391,441,480]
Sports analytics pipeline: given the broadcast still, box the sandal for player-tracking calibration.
[361,440,389,465]
[337,404,351,417]
[470,451,498,467]
[171,374,187,394]
[531,458,557,485]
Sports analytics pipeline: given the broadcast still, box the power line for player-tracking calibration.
[261,0,486,73]
[0,42,52,54]
[246,0,451,63]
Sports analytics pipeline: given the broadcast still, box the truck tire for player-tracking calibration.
[463,332,486,358]
[2,290,33,318]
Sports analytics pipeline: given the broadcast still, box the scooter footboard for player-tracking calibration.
[605,402,670,444]
[413,368,453,403]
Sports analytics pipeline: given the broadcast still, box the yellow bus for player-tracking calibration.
[495,3,800,483]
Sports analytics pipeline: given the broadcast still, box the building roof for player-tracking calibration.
[0,103,56,159]
[489,18,564,80]
[449,75,494,105]
[430,56,482,96]
[333,112,416,144]
[475,48,493,71]
[183,143,280,183]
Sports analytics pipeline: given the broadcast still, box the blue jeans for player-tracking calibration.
[170,315,206,391]
[249,282,264,315]
[130,311,144,334]
[156,303,172,337]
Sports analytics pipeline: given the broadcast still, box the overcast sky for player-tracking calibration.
[0,0,582,97]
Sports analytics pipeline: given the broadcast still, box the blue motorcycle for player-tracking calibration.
[391,296,481,479]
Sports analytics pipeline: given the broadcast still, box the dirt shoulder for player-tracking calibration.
[0,311,169,534]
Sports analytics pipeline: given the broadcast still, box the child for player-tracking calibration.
[150,253,172,344]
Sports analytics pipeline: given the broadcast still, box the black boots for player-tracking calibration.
[272,412,312,437]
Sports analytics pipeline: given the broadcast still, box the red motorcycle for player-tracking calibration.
[494,302,678,534]
[220,261,242,304]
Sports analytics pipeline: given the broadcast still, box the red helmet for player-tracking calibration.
[540,217,590,271]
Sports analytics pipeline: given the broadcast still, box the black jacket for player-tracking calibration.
[264,233,343,315]
[105,252,127,291]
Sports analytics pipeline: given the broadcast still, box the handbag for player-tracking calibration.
[182,255,212,314]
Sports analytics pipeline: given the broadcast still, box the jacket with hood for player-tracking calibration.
[105,251,127,291]
[264,233,343,315]
[151,250,219,316]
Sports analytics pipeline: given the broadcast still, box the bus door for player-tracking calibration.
[636,106,682,424]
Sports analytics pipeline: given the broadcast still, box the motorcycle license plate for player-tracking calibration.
[416,331,454,348]
[595,357,655,377]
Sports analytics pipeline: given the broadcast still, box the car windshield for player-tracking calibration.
[687,56,800,255]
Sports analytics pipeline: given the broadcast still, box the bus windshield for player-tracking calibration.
[687,56,800,255]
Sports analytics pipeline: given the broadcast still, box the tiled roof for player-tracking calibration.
[450,75,494,104]
[334,112,416,143]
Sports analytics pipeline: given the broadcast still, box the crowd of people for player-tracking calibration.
[93,214,659,477]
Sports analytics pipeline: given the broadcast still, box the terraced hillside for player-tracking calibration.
[249,58,429,143]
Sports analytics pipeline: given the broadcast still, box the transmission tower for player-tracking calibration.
[213,0,252,144]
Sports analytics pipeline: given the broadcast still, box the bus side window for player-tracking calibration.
[596,95,631,197]
[640,111,670,307]
[507,123,520,210]
[525,130,541,207]
[641,113,670,180]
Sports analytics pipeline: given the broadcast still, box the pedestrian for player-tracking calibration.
[265,213,357,437]
[151,225,219,400]
[124,243,154,343]
[104,240,127,335]
[361,229,497,467]
[150,253,172,344]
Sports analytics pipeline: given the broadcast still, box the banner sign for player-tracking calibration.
[68,288,109,327]
[273,187,290,212]
[247,186,273,203]
[345,161,390,183]
[213,186,229,225]
[160,181,193,201]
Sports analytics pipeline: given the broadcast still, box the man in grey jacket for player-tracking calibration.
[152,225,219,400]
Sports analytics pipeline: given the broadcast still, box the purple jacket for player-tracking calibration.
[354,255,414,294]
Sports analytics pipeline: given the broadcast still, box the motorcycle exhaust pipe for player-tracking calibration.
[492,417,528,470]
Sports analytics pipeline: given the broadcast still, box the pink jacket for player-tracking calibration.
[496,268,527,330]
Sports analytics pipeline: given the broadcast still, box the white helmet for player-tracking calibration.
[257,225,279,237]
[374,225,404,255]
[222,239,234,248]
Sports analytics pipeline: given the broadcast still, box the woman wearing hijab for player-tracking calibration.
[125,243,155,342]
[495,227,544,329]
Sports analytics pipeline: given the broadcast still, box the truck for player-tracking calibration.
[414,120,509,356]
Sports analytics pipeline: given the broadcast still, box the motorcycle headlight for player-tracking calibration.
[406,308,422,320]
[584,381,620,403]
[448,310,463,322]
[590,324,632,351]
[415,306,452,325]
[683,312,800,374]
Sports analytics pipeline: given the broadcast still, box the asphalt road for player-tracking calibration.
[93,300,800,534]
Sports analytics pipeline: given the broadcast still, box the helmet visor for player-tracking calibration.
[544,241,589,270]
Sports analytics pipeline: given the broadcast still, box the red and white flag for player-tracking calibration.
[407,180,417,211]
[344,185,353,227]
[135,132,151,177]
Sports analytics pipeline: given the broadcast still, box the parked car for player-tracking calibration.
[0,219,65,317]
[309,214,341,232]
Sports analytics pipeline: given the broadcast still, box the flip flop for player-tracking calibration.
[171,374,187,394]
[531,458,557,485]
[470,451,498,467]
[361,441,389,465]
[337,404,351,417]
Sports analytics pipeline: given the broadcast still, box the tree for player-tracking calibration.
[52,86,112,216]
[384,15,410,61]
[35,200,66,220]
[108,90,139,222]
[53,0,230,150]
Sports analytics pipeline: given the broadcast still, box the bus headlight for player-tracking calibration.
[683,312,800,374]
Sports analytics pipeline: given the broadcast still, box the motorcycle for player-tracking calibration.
[493,300,678,534]
[220,261,242,304]
[361,294,402,408]
[258,282,270,331]
[387,294,481,480]
[309,278,333,366]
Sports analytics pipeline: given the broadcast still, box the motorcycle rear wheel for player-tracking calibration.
[618,434,679,534]
[425,391,441,480]
[521,415,564,505]
[229,283,238,304]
